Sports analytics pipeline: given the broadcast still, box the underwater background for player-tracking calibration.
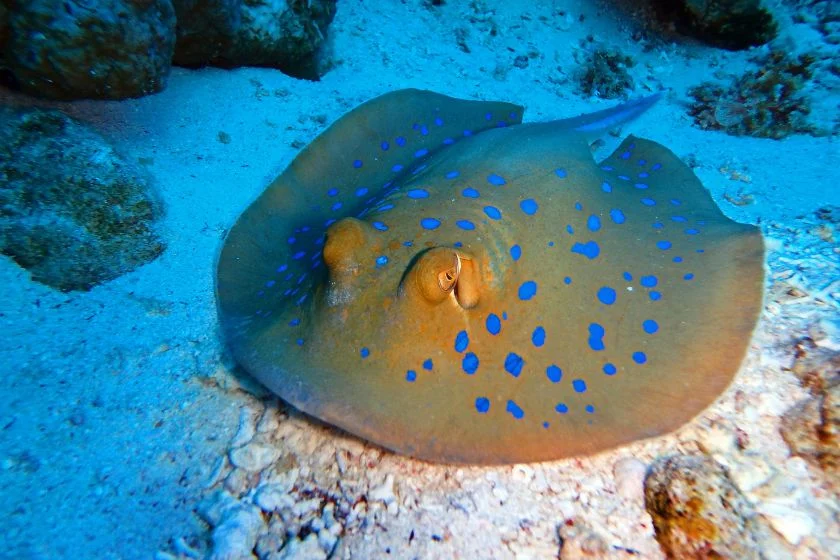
[1,1,838,558]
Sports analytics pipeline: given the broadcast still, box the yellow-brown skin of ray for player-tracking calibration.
[244,133,764,465]
[216,90,764,464]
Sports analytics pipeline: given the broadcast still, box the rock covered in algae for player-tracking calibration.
[779,346,840,487]
[172,0,338,79]
[0,107,165,291]
[644,454,763,559]
[653,0,778,50]
[689,51,827,139]
[1,0,176,100]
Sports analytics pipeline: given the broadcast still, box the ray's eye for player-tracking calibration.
[438,262,460,292]
[402,247,480,309]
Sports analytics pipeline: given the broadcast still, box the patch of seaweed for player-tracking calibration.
[688,51,822,139]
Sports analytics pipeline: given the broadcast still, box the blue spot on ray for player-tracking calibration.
[487,173,506,186]
[573,379,587,393]
[406,370,417,382]
[520,199,539,215]
[641,275,658,287]
[643,319,659,334]
[421,218,441,230]
[486,313,502,335]
[510,245,522,261]
[475,397,490,413]
[360,347,370,358]
[546,365,562,383]
[454,330,469,352]
[555,168,568,178]
[603,363,617,375]
[518,281,537,301]
[571,241,600,260]
[587,215,601,232]
[407,189,430,199]
[506,400,524,419]
[504,353,524,377]
[556,403,569,414]
[456,220,475,230]
[532,326,546,347]
[597,286,616,305]
[483,206,502,220]
[588,323,605,351]
[463,353,479,374]
[633,352,647,364]
[423,359,434,370]
[462,187,480,198]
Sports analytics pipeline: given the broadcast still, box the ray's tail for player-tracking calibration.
[558,92,663,142]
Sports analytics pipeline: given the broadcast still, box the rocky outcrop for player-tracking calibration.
[0,107,165,291]
[172,0,337,79]
[170,0,241,67]
[653,0,778,50]
[0,0,337,100]
[2,0,176,100]
[645,454,763,559]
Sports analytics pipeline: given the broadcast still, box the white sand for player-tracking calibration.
[1,1,838,558]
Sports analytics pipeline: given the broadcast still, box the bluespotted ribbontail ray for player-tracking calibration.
[216,89,764,464]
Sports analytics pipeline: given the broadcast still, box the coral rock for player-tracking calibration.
[0,107,165,291]
[2,0,176,100]
[644,454,762,559]
[654,0,778,50]
[780,376,839,487]
[172,0,337,79]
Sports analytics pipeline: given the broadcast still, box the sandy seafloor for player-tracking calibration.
[1,1,839,559]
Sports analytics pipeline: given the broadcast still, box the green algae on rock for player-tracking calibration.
[689,51,825,139]
[0,107,165,292]
[645,454,763,559]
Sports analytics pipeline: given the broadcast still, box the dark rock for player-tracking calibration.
[653,0,778,50]
[2,0,176,100]
[172,0,337,79]
[645,454,762,559]
[171,0,241,66]
[0,107,165,291]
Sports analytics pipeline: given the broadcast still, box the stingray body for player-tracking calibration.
[216,89,764,464]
